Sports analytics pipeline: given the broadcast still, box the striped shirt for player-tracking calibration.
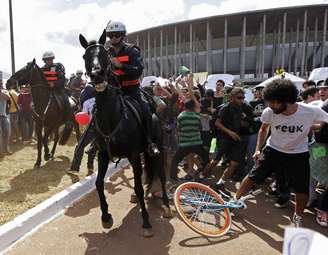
[177,111,202,147]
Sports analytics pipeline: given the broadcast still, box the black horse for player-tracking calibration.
[11,60,80,168]
[79,31,172,237]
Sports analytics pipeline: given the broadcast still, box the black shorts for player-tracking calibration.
[248,146,310,193]
[215,137,242,163]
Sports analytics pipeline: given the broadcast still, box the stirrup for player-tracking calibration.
[147,143,160,156]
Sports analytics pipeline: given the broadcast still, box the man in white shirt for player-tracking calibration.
[235,79,328,227]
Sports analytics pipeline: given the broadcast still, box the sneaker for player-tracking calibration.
[292,213,303,228]
[214,183,232,198]
[316,210,328,227]
[274,196,290,208]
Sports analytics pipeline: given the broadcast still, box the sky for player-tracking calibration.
[0,0,328,77]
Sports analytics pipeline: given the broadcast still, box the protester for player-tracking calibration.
[235,79,328,227]
[6,79,21,144]
[0,80,12,156]
[17,85,34,144]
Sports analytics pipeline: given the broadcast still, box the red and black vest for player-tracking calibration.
[107,43,144,90]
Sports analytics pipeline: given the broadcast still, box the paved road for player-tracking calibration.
[7,167,328,255]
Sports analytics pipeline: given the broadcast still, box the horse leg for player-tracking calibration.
[144,152,172,218]
[129,154,153,237]
[50,128,59,159]
[43,126,54,161]
[34,124,43,168]
[96,150,113,229]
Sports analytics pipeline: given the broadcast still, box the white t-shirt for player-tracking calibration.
[261,103,328,154]
[82,97,95,118]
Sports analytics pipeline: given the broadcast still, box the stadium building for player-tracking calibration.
[127,4,328,82]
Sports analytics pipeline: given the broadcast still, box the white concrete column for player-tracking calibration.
[281,12,287,68]
[223,18,228,73]
[301,10,308,76]
[294,19,300,74]
[174,26,177,76]
[189,23,193,70]
[321,9,328,67]
[261,14,266,77]
[240,16,246,79]
[312,17,318,70]
[148,31,151,75]
[160,30,163,77]
[206,21,212,74]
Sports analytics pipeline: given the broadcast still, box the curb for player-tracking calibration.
[0,159,129,253]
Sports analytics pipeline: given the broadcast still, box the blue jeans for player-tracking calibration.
[20,111,34,141]
[0,115,10,153]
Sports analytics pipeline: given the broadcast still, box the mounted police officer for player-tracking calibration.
[41,51,71,121]
[105,20,159,156]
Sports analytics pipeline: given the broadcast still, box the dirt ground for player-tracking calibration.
[6,167,328,255]
[0,137,90,226]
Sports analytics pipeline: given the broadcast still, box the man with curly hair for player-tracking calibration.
[235,79,328,227]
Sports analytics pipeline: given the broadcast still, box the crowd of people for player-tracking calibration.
[141,71,328,229]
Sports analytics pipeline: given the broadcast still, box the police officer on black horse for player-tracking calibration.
[105,20,160,156]
[41,51,71,122]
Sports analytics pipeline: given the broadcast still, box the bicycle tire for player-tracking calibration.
[174,182,232,238]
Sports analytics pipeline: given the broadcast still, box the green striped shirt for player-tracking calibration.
[177,111,202,147]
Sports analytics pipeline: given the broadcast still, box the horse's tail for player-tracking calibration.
[59,122,74,145]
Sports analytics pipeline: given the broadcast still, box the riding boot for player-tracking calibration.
[137,92,160,156]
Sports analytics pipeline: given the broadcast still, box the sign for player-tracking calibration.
[283,228,328,255]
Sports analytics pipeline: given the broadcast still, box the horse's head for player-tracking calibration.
[80,30,108,91]
[11,59,38,86]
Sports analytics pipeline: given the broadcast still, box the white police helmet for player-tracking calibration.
[42,51,55,60]
[106,21,126,34]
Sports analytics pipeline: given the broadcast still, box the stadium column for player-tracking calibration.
[148,31,151,75]
[256,23,262,78]
[160,30,163,77]
[281,12,287,70]
[189,23,193,71]
[240,16,246,79]
[288,28,293,73]
[174,26,177,77]
[294,19,300,75]
[261,14,266,78]
[165,34,168,77]
[206,20,212,74]
[154,37,157,76]
[178,32,182,67]
[312,17,318,70]
[223,18,228,74]
[301,9,308,76]
[321,9,328,67]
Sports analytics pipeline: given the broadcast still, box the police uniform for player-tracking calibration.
[107,43,153,133]
[41,63,71,119]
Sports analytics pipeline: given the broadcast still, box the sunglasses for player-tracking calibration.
[236,96,245,100]
[107,32,124,39]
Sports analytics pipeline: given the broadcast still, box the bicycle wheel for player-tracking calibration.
[174,182,231,238]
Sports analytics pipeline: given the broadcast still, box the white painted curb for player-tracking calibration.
[0,159,129,253]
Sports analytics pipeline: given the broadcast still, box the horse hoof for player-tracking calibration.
[143,228,154,238]
[101,215,113,229]
[130,193,138,203]
[34,163,41,169]
[44,155,50,161]
[163,206,173,218]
